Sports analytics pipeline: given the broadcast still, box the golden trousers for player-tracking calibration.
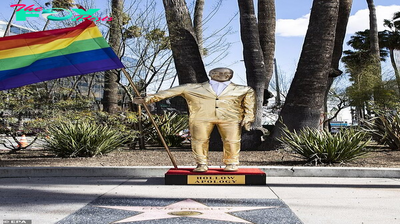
[190,120,241,165]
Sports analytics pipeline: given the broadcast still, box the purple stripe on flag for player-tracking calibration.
[0,58,122,90]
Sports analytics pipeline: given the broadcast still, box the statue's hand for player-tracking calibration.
[241,120,252,131]
[132,97,145,104]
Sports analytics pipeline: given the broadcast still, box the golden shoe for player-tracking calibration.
[193,164,208,172]
[223,164,239,172]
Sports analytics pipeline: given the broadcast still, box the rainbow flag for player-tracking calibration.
[0,20,124,90]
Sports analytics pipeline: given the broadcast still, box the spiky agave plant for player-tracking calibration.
[142,112,189,147]
[279,127,370,164]
[46,120,128,157]
[364,113,400,150]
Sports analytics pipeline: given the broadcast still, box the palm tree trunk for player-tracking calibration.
[367,0,380,58]
[367,0,383,103]
[272,0,339,138]
[193,0,205,56]
[162,0,208,84]
[258,0,276,100]
[238,0,267,128]
[323,0,353,129]
[103,0,123,113]
[389,49,400,94]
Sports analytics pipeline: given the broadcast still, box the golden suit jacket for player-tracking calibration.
[145,82,256,123]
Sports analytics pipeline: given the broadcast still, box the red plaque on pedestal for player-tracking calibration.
[165,168,266,185]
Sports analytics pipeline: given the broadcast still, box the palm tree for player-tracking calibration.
[103,0,124,113]
[193,0,205,56]
[366,0,380,58]
[342,30,393,120]
[237,0,275,128]
[162,0,208,84]
[366,0,383,102]
[271,0,340,138]
[258,0,276,108]
[323,0,353,129]
[383,12,400,94]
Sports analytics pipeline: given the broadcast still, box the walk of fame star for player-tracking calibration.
[98,199,278,223]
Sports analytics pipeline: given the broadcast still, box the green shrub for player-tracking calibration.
[164,134,186,147]
[50,111,138,148]
[46,120,128,157]
[364,112,400,150]
[278,127,370,164]
[142,112,189,147]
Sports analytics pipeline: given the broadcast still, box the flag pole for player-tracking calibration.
[121,68,178,169]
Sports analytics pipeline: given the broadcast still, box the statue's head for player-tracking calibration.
[209,67,234,82]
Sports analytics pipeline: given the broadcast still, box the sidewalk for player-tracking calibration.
[1,167,399,224]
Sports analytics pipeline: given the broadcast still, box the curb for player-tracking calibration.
[1,166,399,178]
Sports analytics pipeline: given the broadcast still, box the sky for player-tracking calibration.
[205,0,400,85]
[1,0,400,88]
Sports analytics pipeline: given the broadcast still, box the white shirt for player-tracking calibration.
[209,80,231,96]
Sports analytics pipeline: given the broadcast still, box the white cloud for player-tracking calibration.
[276,5,400,37]
[347,5,400,34]
[276,14,309,37]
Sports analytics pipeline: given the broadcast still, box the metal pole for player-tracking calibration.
[274,58,281,106]
[121,68,178,168]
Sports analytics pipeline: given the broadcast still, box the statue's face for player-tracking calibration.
[209,68,232,82]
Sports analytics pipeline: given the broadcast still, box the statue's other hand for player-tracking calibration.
[132,97,145,104]
[241,120,252,131]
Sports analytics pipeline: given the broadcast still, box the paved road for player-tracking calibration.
[1,175,399,224]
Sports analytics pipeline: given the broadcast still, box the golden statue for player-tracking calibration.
[133,67,256,172]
